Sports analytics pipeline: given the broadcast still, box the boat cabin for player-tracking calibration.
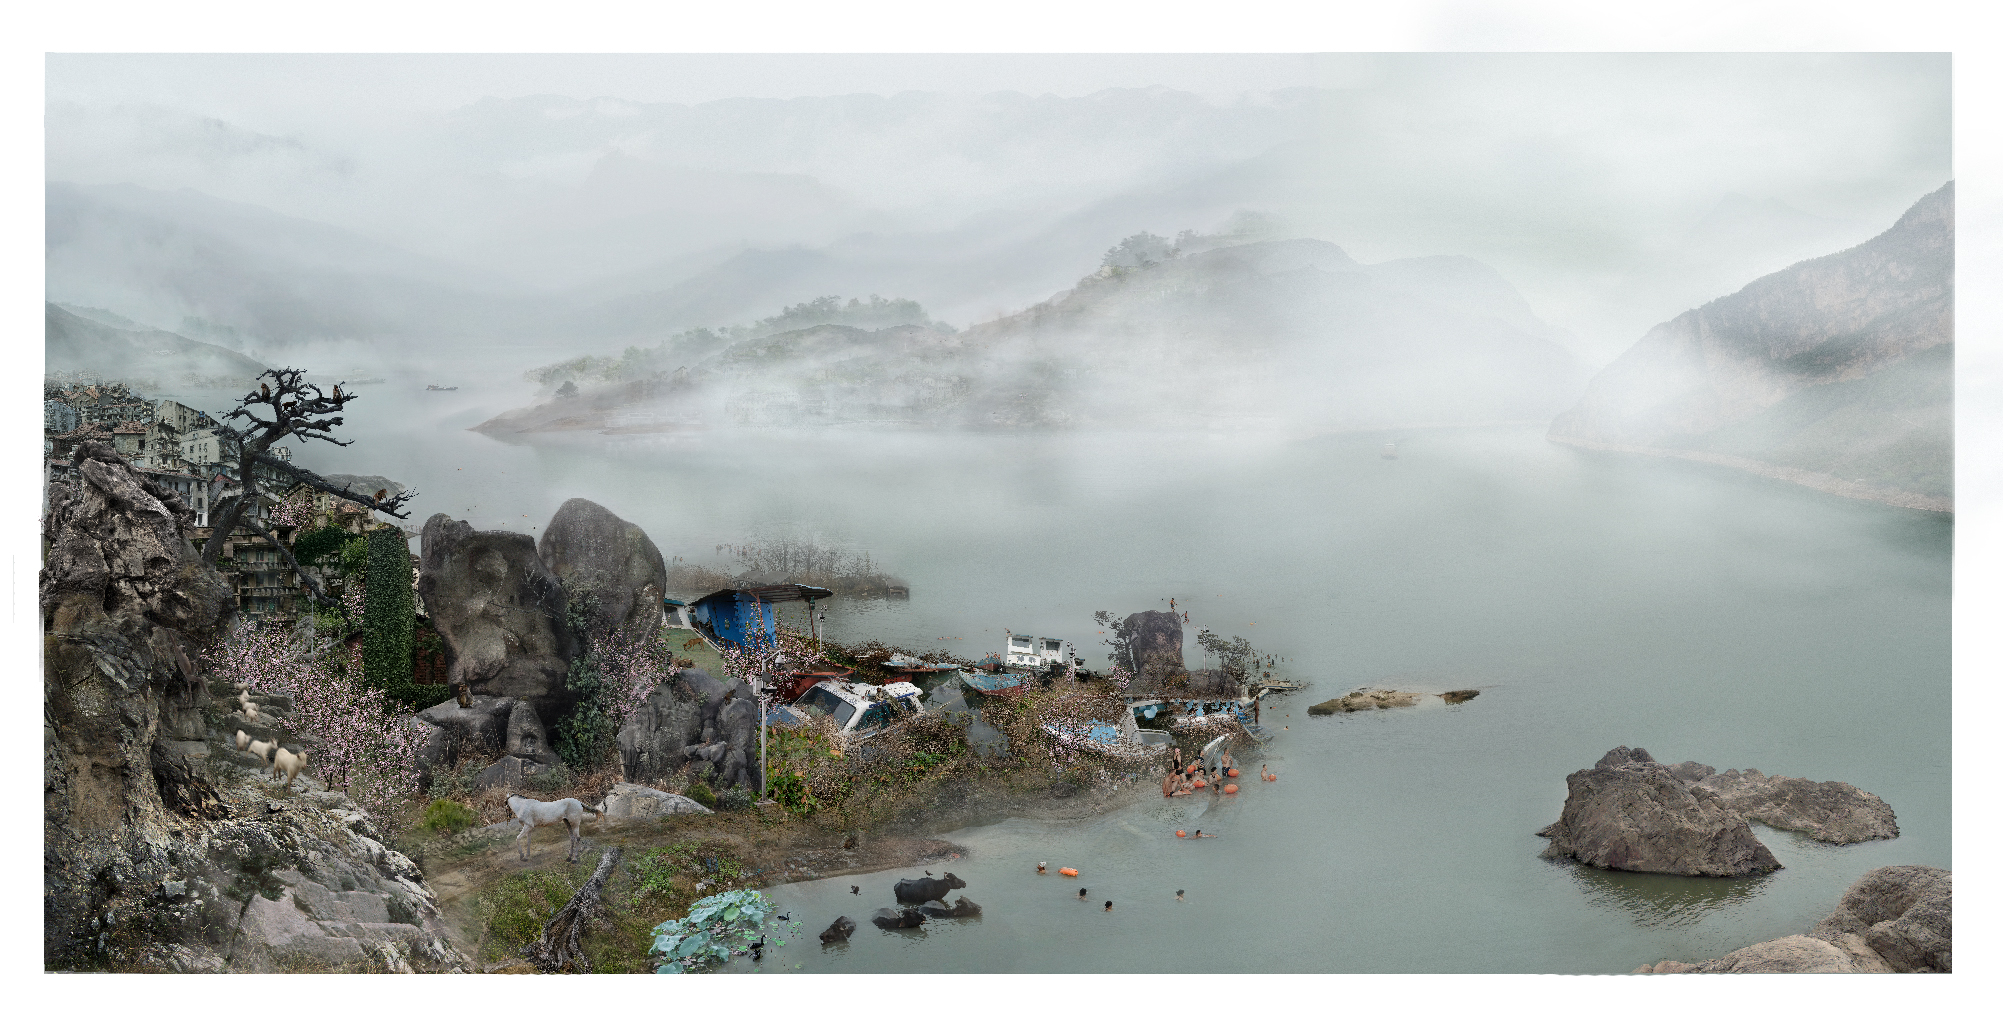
[1004,633,1076,669]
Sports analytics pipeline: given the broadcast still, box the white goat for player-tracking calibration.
[234,729,251,752]
[270,747,309,788]
[242,701,262,724]
[502,795,604,863]
[237,688,250,710]
[246,738,278,767]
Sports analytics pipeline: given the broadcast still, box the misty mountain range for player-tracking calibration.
[1551,182,1953,508]
[474,236,1587,435]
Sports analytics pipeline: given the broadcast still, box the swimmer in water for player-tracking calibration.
[1037,862,1047,874]
[1104,900,1113,912]
[1175,889,1186,901]
[1078,887,1088,900]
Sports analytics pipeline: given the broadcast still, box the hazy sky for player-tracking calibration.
[45,53,1951,360]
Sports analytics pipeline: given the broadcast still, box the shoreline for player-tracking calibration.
[1547,433,1953,514]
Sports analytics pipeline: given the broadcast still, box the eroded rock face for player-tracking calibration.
[505,699,558,764]
[536,498,668,643]
[616,670,715,783]
[1810,865,1950,972]
[1537,747,1781,877]
[412,695,517,787]
[416,514,578,722]
[1692,768,1899,844]
[42,445,465,972]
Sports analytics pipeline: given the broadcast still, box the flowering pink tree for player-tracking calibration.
[715,599,824,698]
[202,622,426,812]
[270,489,317,529]
[588,623,677,723]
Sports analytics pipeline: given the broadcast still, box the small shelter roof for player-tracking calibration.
[747,583,833,604]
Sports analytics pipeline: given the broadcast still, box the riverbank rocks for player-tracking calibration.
[1635,865,1950,973]
[1310,689,1424,714]
[537,498,669,642]
[1691,768,1899,844]
[1810,865,1950,972]
[1538,746,1781,877]
[602,782,712,820]
[820,915,857,943]
[416,514,579,722]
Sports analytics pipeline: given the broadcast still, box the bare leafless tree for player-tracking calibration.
[198,368,417,568]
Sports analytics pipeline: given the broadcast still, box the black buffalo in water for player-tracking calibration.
[892,872,967,905]
[919,897,982,919]
[820,915,857,943]
[871,906,927,929]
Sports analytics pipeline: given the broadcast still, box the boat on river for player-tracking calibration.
[957,670,1031,699]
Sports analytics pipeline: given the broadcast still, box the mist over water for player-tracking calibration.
[173,361,1949,973]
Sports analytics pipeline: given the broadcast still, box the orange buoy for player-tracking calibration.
[1175,830,1187,837]
[1059,867,1080,877]
[1187,763,1199,773]
[1191,779,1207,789]
[1223,784,1238,794]
[1227,769,1240,778]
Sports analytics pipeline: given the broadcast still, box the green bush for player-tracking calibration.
[766,769,818,815]
[685,780,717,809]
[715,787,754,812]
[419,798,479,834]
[476,869,585,962]
[363,527,439,708]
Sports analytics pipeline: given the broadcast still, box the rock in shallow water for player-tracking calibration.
[1538,746,1781,877]
[1635,864,1949,973]
[1692,768,1899,844]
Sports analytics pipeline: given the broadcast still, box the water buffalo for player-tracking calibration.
[820,915,857,943]
[871,907,927,929]
[892,872,967,905]
[919,897,982,919]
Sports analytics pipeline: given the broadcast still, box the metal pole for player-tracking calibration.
[759,692,768,800]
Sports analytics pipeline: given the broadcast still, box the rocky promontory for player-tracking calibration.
[1539,747,1900,877]
[1636,865,1950,973]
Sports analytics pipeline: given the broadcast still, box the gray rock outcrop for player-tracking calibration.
[1809,865,1950,972]
[42,444,465,972]
[416,514,579,722]
[614,669,759,792]
[1537,746,1781,877]
[1691,768,1899,844]
[505,699,558,765]
[472,756,559,792]
[601,782,713,820]
[1635,864,1949,973]
[412,694,517,786]
[536,498,669,643]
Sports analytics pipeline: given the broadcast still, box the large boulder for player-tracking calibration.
[601,782,712,820]
[712,695,762,793]
[615,670,721,783]
[536,498,669,643]
[472,756,559,792]
[1121,610,1185,689]
[416,514,579,723]
[1637,935,1862,974]
[1810,865,1950,972]
[505,700,558,764]
[1537,746,1781,877]
[412,694,517,785]
[1691,768,1899,844]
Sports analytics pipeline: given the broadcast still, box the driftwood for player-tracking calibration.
[524,846,622,973]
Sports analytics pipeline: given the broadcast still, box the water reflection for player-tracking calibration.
[1568,864,1771,929]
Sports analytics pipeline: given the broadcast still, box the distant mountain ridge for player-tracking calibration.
[45,302,266,389]
[1549,182,1952,510]
[476,237,1587,435]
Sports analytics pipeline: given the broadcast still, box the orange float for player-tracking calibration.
[1175,830,1187,838]
[1191,779,1208,789]
[1223,784,1238,794]
[1227,769,1240,778]
[1059,867,1080,877]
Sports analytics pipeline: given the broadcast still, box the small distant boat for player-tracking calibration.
[1381,442,1398,459]
[958,670,1031,699]
[425,385,459,391]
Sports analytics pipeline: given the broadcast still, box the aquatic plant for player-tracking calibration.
[650,888,776,972]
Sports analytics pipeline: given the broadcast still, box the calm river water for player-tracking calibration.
[171,368,1952,973]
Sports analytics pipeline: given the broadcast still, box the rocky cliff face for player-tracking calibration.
[536,497,669,643]
[43,443,467,971]
[1550,182,1952,509]
[416,514,580,724]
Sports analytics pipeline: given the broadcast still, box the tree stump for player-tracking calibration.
[524,846,622,973]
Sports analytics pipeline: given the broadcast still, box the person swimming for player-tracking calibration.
[1037,862,1048,874]
[1175,889,1186,901]
[1078,887,1088,899]
[1103,900,1113,912]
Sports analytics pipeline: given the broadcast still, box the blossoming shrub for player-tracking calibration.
[202,622,426,813]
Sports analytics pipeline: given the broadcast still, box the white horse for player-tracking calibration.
[503,795,604,863]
